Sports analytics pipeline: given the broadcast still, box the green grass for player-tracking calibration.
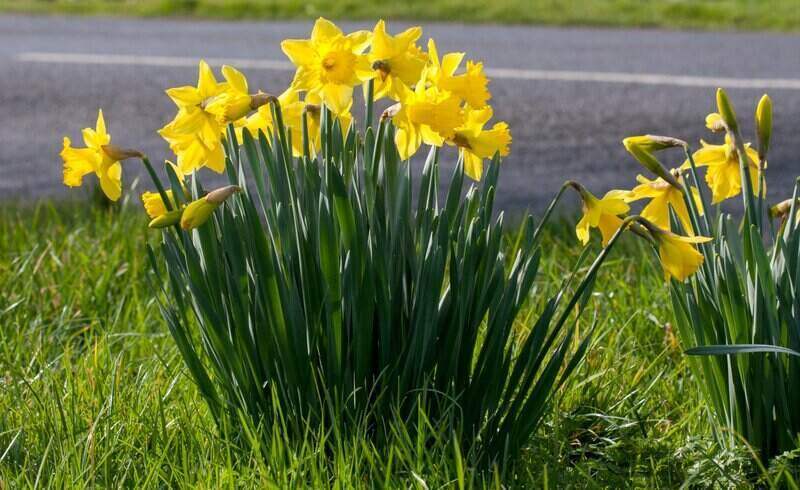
[1,200,797,487]
[3,0,800,31]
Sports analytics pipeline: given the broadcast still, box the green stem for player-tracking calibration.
[365,78,375,132]
[531,181,571,245]
[141,156,172,212]
[728,127,759,229]
[683,147,712,237]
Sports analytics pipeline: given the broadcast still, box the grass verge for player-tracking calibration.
[0,200,794,487]
[2,0,799,31]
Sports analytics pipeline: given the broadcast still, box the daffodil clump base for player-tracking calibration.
[60,19,627,465]
[573,88,799,463]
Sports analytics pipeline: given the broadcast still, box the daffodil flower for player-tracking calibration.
[682,134,762,204]
[625,172,703,234]
[391,80,464,160]
[205,65,271,125]
[281,17,373,115]
[159,61,227,174]
[652,229,712,281]
[162,60,226,147]
[426,38,490,109]
[448,107,511,181]
[60,109,140,201]
[574,186,631,246]
[367,20,427,101]
[181,185,240,230]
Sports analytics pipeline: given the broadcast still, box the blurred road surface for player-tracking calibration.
[1,15,799,212]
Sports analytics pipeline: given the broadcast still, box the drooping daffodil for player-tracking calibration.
[61,109,141,201]
[651,228,712,282]
[625,170,703,234]
[281,17,373,114]
[367,20,427,101]
[448,106,511,181]
[572,184,631,246]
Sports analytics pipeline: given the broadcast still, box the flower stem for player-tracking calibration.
[141,156,173,212]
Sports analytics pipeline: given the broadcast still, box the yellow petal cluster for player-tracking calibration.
[159,60,228,175]
[655,231,712,282]
[625,173,703,235]
[60,110,125,201]
[449,107,511,181]
[281,18,373,115]
[575,188,630,247]
[684,134,762,204]
[368,20,427,101]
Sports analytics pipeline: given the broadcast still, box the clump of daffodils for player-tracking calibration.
[60,17,511,220]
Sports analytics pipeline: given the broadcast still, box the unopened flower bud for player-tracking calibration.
[101,145,143,161]
[716,88,738,132]
[622,136,682,189]
[755,94,772,160]
[205,185,241,204]
[769,198,798,219]
[180,185,240,230]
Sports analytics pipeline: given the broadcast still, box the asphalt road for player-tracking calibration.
[1,15,799,213]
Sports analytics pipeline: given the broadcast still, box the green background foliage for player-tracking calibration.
[3,0,800,31]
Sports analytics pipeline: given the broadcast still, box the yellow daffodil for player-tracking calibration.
[574,186,630,246]
[391,80,464,160]
[448,107,511,181]
[625,172,703,234]
[367,20,427,101]
[683,135,762,204]
[205,65,271,125]
[181,185,240,230]
[426,38,490,109]
[281,17,373,114]
[61,109,141,201]
[653,229,712,281]
[159,61,228,174]
[162,60,225,147]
